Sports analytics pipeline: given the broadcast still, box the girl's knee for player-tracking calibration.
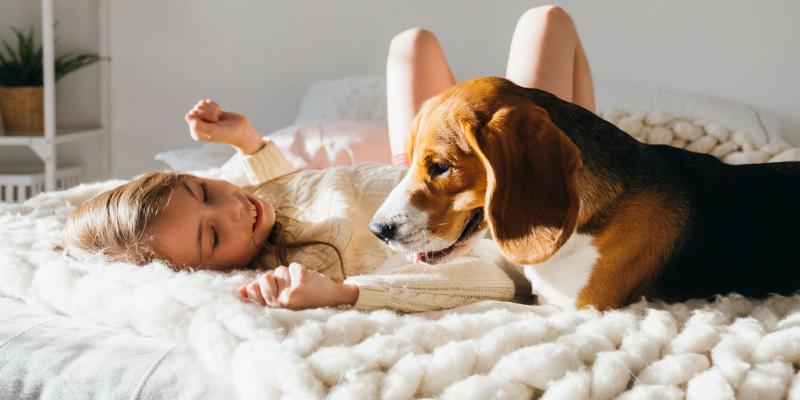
[388,27,441,60]
[517,5,575,31]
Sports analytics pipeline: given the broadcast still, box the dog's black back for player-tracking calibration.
[651,148,800,301]
[526,86,800,302]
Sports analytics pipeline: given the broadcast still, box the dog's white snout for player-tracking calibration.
[372,175,428,246]
[368,220,397,242]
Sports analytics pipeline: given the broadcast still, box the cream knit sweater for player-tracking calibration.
[238,139,518,312]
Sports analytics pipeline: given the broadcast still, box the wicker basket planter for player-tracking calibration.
[0,86,44,135]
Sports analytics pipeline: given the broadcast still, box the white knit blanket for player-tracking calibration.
[600,109,800,164]
[2,114,800,400]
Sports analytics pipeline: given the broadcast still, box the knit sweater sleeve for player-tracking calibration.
[239,138,298,185]
[343,255,516,313]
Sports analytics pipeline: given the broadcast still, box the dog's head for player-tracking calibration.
[370,77,583,264]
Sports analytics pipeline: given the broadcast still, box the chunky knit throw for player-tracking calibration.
[1,111,799,399]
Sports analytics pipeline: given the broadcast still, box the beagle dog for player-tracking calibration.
[370,76,800,310]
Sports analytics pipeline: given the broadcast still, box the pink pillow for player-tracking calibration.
[267,120,392,169]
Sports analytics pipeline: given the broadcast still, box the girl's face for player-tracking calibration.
[147,176,276,272]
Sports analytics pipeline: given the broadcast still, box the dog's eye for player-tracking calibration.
[428,162,451,177]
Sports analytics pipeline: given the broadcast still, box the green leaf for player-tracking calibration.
[55,53,102,81]
[20,28,33,64]
[2,40,20,66]
[0,25,104,86]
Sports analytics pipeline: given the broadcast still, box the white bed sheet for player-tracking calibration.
[0,296,231,400]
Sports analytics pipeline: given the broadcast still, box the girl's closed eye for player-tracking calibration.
[200,181,220,248]
[201,181,210,202]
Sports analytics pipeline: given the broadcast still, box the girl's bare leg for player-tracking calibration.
[386,8,594,164]
[386,28,456,165]
[505,5,595,112]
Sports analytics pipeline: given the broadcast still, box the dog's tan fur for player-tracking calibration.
[403,77,683,309]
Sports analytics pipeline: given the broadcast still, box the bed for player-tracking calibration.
[2,76,800,400]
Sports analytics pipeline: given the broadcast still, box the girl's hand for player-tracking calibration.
[238,263,359,310]
[185,99,265,154]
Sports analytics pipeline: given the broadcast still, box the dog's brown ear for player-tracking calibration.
[463,104,583,264]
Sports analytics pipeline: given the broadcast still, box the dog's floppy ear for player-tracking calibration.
[463,104,583,264]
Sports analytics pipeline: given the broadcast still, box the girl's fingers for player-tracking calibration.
[273,267,292,294]
[188,100,221,122]
[195,100,221,122]
[274,266,290,277]
[204,99,220,113]
[197,107,219,122]
[185,110,205,125]
[287,263,306,288]
[258,274,279,307]
[189,120,215,141]
[266,274,280,298]
[238,273,282,308]
[186,112,211,141]
[289,262,303,270]
[247,281,266,305]
[238,271,296,308]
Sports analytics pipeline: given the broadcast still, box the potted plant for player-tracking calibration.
[0,26,104,135]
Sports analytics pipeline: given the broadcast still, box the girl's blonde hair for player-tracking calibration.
[64,171,183,264]
[63,171,343,271]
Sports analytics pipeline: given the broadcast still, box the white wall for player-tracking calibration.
[4,0,799,180]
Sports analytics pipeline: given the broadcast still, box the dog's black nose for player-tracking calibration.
[369,221,396,242]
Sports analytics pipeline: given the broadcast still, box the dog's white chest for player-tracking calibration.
[522,233,598,309]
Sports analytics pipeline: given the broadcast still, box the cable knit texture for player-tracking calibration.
[599,109,800,163]
[239,138,300,184]
[1,112,800,399]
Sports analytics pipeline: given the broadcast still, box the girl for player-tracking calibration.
[64,5,594,312]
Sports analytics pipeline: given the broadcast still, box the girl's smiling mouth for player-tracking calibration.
[248,196,262,232]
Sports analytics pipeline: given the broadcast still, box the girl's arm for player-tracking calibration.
[238,138,297,185]
[186,99,296,184]
[240,253,516,313]
[344,254,516,313]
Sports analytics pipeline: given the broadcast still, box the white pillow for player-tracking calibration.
[293,75,787,147]
[267,120,391,169]
[294,75,387,123]
[154,143,235,172]
[597,86,784,147]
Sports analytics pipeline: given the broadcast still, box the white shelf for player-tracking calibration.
[0,0,110,192]
[0,128,105,146]
[0,165,83,203]
[0,164,81,175]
